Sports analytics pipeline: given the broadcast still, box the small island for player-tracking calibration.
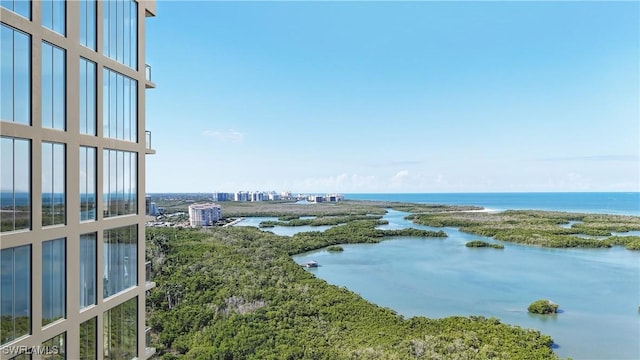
[326,245,344,252]
[528,299,559,315]
[465,240,504,249]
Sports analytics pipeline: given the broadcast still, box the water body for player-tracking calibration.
[292,209,640,360]
[234,217,335,236]
[346,192,640,216]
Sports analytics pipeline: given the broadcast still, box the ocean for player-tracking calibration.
[345,192,640,216]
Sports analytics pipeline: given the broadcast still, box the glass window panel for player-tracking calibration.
[102,69,109,137]
[109,150,116,215]
[131,0,137,69]
[116,74,123,140]
[123,78,130,141]
[80,317,97,360]
[80,147,96,221]
[1,25,15,122]
[14,28,31,125]
[87,0,96,50]
[80,233,96,308]
[103,225,137,297]
[80,58,96,135]
[108,0,116,60]
[103,149,136,217]
[42,0,65,36]
[42,239,65,326]
[0,245,31,345]
[109,70,116,138]
[52,45,65,130]
[14,139,30,230]
[104,297,137,359]
[53,0,65,36]
[41,332,65,359]
[42,43,65,130]
[131,80,137,141]
[41,43,53,128]
[116,0,123,63]
[41,0,53,31]
[1,0,31,19]
[0,138,15,231]
[1,137,31,232]
[79,0,87,45]
[117,151,124,215]
[103,0,137,68]
[87,61,96,135]
[103,68,137,141]
[123,0,130,68]
[80,0,97,50]
[79,60,87,132]
[102,150,107,215]
[130,153,137,214]
[42,142,65,226]
[0,24,31,125]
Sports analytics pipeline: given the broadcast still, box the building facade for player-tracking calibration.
[188,203,222,227]
[0,1,156,359]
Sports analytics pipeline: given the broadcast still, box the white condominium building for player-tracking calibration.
[188,203,222,227]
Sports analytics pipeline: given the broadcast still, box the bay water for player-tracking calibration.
[287,193,640,359]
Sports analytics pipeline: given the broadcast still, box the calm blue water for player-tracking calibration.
[346,192,640,216]
[286,194,640,360]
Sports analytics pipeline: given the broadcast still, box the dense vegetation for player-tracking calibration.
[146,223,559,359]
[465,240,504,249]
[260,214,382,228]
[326,245,344,252]
[528,300,559,315]
[409,210,640,249]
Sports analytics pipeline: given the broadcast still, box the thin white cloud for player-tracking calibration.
[390,170,410,188]
[202,129,245,142]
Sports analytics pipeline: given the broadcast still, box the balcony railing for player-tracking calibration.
[146,327,152,348]
[145,64,156,88]
[145,261,152,282]
[145,260,156,291]
[144,327,156,359]
[145,130,155,154]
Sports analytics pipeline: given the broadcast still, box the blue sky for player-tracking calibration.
[145,1,639,193]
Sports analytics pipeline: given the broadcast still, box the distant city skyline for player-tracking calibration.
[146,1,639,193]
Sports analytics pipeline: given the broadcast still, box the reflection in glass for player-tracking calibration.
[103,0,137,69]
[104,297,137,359]
[103,68,137,142]
[42,0,65,36]
[80,317,97,360]
[1,24,31,125]
[41,332,65,360]
[79,0,96,50]
[103,225,137,298]
[80,146,96,221]
[0,245,31,345]
[79,58,96,135]
[0,137,30,232]
[42,42,66,130]
[42,142,65,226]
[42,238,65,326]
[80,233,96,308]
[0,0,31,19]
[103,149,136,217]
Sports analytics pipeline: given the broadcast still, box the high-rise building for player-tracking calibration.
[188,203,222,227]
[1,1,157,359]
